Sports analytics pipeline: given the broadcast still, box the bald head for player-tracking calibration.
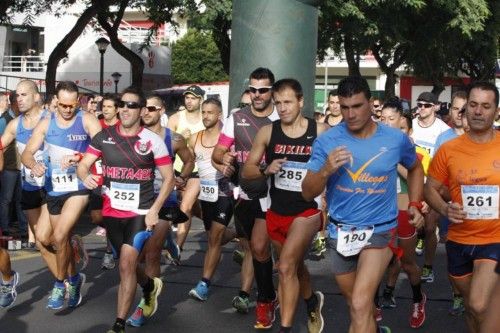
[0,94,8,113]
[16,79,41,113]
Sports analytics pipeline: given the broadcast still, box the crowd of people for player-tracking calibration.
[0,70,498,333]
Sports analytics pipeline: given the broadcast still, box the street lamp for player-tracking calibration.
[95,37,110,95]
[111,72,122,94]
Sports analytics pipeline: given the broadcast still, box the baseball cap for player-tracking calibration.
[183,85,205,98]
[416,92,438,105]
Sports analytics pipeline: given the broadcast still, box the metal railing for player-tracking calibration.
[2,55,46,72]
[117,20,164,45]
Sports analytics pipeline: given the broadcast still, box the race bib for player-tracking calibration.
[110,182,140,210]
[22,164,45,187]
[461,185,499,219]
[199,180,218,202]
[51,168,78,192]
[275,161,306,192]
[336,224,374,257]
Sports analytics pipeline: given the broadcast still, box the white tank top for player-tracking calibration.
[174,110,205,172]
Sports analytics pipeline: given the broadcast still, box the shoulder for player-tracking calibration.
[316,121,330,135]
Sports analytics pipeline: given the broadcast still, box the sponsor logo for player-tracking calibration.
[236,118,250,127]
[344,151,388,184]
[67,134,88,141]
[134,140,153,155]
[103,137,115,145]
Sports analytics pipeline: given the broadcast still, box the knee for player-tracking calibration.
[277,258,297,279]
[251,240,269,260]
[119,256,137,275]
[52,231,68,246]
[144,247,161,265]
[35,231,51,247]
[467,296,488,319]
[350,293,372,318]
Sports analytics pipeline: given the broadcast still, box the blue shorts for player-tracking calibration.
[446,240,500,278]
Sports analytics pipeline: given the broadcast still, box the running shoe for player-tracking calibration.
[421,267,434,283]
[101,252,116,270]
[21,242,37,251]
[378,326,392,333]
[189,281,209,301]
[381,288,396,308]
[106,323,125,333]
[142,277,163,317]
[67,273,86,308]
[164,233,181,265]
[307,291,324,333]
[254,297,278,329]
[0,271,19,308]
[449,295,465,316]
[311,236,327,257]
[374,306,383,322]
[410,292,426,328]
[71,234,89,271]
[232,249,244,266]
[47,285,65,309]
[126,304,146,327]
[415,239,424,256]
[232,295,250,314]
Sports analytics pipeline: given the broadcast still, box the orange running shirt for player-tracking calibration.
[428,133,500,245]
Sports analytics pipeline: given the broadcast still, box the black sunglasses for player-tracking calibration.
[249,86,272,94]
[417,102,434,109]
[237,102,250,108]
[118,100,142,109]
[145,105,162,112]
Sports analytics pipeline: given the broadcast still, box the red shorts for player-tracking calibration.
[266,208,321,245]
[397,210,416,239]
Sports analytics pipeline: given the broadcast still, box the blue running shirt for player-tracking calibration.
[305,123,417,238]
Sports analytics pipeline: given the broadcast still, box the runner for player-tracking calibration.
[167,85,206,255]
[482,262,500,333]
[302,76,424,333]
[242,78,329,333]
[424,81,500,333]
[0,80,57,276]
[77,87,175,333]
[188,97,237,301]
[212,67,279,326]
[378,99,427,328]
[88,93,120,270]
[21,81,101,310]
[126,93,193,327]
[0,151,19,309]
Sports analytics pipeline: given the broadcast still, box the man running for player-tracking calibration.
[77,87,174,333]
[213,67,279,328]
[21,81,101,310]
[126,93,193,327]
[243,78,329,333]
[424,81,500,333]
[188,98,236,301]
[302,76,424,333]
[167,85,206,255]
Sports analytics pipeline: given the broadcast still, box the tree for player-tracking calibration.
[171,29,228,83]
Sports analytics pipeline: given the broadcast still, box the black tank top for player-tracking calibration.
[265,118,318,215]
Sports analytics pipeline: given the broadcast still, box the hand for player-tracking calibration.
[175,176,187,189]
[446,202,467,224]
[264,158,287,175]
[222,164,236,178]
[61,154,80,170]
[421,201,430,214]
[408,206,424,229]
[181,129,191,139]
[222,152,236,166]
[323,146,352,176]
[30,162,47,177]
[82,174,100,190]
[145,208,159,230]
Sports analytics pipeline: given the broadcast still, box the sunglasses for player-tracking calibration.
[237,102,250,108]
[58,102,77,109]
[118,100,142,109]
[145,105,162,112]
[249,86,272,94]
[417,102,434,109]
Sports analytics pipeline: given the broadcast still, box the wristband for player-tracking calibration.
[408,201,423,212]
[74,152,84,162]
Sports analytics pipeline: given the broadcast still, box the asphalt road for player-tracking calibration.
[1,216,468,333]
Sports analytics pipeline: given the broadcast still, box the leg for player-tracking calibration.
[0,248,13,281]
[32,205,58,277]
[423,209,439,281]
[117,244,140,320]
[0,170,18,233]
[202,222,227,280]
[143,220,170,278]
[176,177,200,250]
[482,271,500,333]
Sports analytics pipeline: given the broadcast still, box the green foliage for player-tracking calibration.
[171,29,229,84]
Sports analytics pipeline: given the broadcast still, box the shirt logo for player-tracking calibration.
[134,140,153,155]
[103,137,115,145]
[236,118,250,126]
[67,134,88,141]
[344,151,388,183]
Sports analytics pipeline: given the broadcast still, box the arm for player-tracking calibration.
[0,117,19,150]
[397,164,408,179]
[166,112,179,132]
[424,176,466,223]
[173,131,194,188]
[20,118,49,177]
[302,145,351,201]
[241,125,275,180]
[406,160,425,228]
[76,152,100,189]
[145,163,174,229]
[83,112,102,138]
